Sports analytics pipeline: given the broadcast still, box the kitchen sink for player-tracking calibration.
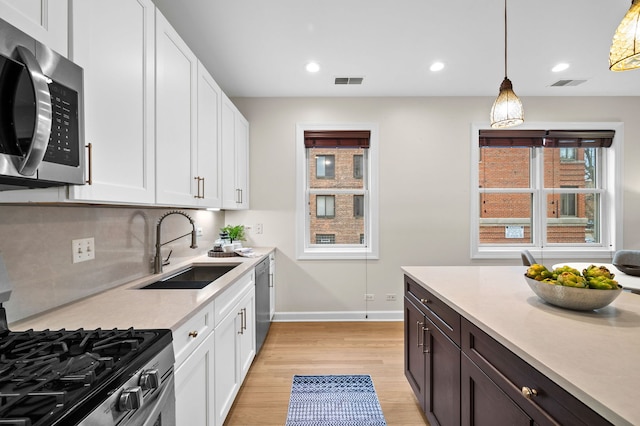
[141,264,239,290]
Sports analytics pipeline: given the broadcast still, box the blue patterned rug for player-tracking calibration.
[285,375,387,426]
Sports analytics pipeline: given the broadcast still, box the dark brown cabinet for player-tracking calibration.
[461,318,611,426]
[404,275,460,426]
[404,274,612,426]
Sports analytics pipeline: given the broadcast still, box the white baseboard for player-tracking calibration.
[272,310,403,322]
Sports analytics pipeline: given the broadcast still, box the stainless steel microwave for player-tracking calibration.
[0,16,85,191]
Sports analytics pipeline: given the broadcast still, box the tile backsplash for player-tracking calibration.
[0,205,224,324]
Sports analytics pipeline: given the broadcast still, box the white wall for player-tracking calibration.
[227,96,640,320]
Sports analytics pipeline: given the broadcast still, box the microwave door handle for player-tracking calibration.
[14,46,52,177]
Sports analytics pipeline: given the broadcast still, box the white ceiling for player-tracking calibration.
[152,0,640,98]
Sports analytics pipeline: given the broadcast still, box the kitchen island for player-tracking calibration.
[402,266,640,426]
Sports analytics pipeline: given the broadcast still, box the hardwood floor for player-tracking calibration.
[224,321,428,425]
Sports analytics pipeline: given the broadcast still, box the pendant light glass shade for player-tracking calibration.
[610,0,640,71]
[490,0,523,129]
[490,77,524,128]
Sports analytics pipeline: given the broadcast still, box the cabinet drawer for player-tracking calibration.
[215,270,255,327]
[173,302,214,367]
[405,275,460,346]
[461,318,610,426]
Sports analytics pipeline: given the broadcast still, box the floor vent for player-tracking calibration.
[550,79,587,87]
[335,77,364,85]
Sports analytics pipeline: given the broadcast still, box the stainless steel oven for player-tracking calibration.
[0,255,176,426]
[0,16,85,191]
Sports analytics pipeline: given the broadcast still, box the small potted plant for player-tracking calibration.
[221,225,245,244]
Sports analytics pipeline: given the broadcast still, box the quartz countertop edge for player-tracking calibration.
[10,248,275,333]
[402,265,640,426]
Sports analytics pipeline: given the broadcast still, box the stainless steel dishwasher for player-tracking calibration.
[255,256,271,353]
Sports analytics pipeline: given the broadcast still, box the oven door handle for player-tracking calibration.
[14,46,52,177]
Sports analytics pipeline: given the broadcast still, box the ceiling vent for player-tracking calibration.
[550,79,587,87]
[335,77,364,85]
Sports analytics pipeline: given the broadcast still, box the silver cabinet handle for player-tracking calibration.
[416,321,424,347]
[14,46,52,176]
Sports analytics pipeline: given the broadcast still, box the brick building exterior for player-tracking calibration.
[308,147,365,244]
[479,147,592,244]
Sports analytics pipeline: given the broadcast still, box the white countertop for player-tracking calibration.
[10,248,274,332]
[402,265,640,426]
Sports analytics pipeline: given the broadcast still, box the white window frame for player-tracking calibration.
[470,121,624,260]
[296,123,379,260]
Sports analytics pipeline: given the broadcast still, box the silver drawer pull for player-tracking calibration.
[521,386,538,399]
[420,298,431,304]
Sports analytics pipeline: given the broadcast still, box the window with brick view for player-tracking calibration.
[478,129,613,247]
[305,131,369,246]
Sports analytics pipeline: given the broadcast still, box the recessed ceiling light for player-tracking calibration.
[552,63,570,72]
[430,62,445,72]
[306,62,320,73]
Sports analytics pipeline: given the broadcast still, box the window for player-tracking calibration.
[560,186,577,217]
[296,124,379,260]
[471,124,622,260]
[560,147,577,161]
[353,195,364,217]
[316,195,335,218]
[353,155,363,179]
[316,155,335,178]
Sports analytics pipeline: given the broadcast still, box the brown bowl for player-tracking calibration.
[524,275,623,311]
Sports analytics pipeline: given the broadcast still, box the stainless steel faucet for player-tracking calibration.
[154,211,198,274]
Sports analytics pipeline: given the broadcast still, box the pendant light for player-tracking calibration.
[490,0,524,128]
[609,0,640,71]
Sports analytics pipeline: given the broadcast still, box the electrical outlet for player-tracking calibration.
[196,227,203,237]
[72,237,95,263]
[386,293,397,302]
[256,223,263,234]
[364,293,375,301]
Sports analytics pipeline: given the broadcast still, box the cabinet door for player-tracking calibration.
[155,9,198,206]
[404,298,426,411]
[0,0,68,55]
[214,306,241,426]
[425,317,461,426]
[221,95,249,209]
[221,96,237,209]
[234,112,249,209]
[69,0,155,204]
[196,62,222,208]
[461,354,532,426]
[175,330,215,426]
[238,286,255,381]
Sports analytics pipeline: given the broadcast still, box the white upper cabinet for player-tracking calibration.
[154,9,198,207]
[68,0,156,204]
[155,9,222,208]
[0,0,68,56]
[196,62,223,208]
[221,95,249,210]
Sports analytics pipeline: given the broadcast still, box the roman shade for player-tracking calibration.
[304,130,370,148]
[479,129,615,147]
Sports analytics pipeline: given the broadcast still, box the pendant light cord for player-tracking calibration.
[504,0,508,78]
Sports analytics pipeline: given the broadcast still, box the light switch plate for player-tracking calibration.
[72,237,95,263]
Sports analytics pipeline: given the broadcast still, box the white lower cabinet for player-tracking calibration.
[173,269,256,426]
[173,300,215,425]
[175,329,215,425]
[214,272,256,425]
